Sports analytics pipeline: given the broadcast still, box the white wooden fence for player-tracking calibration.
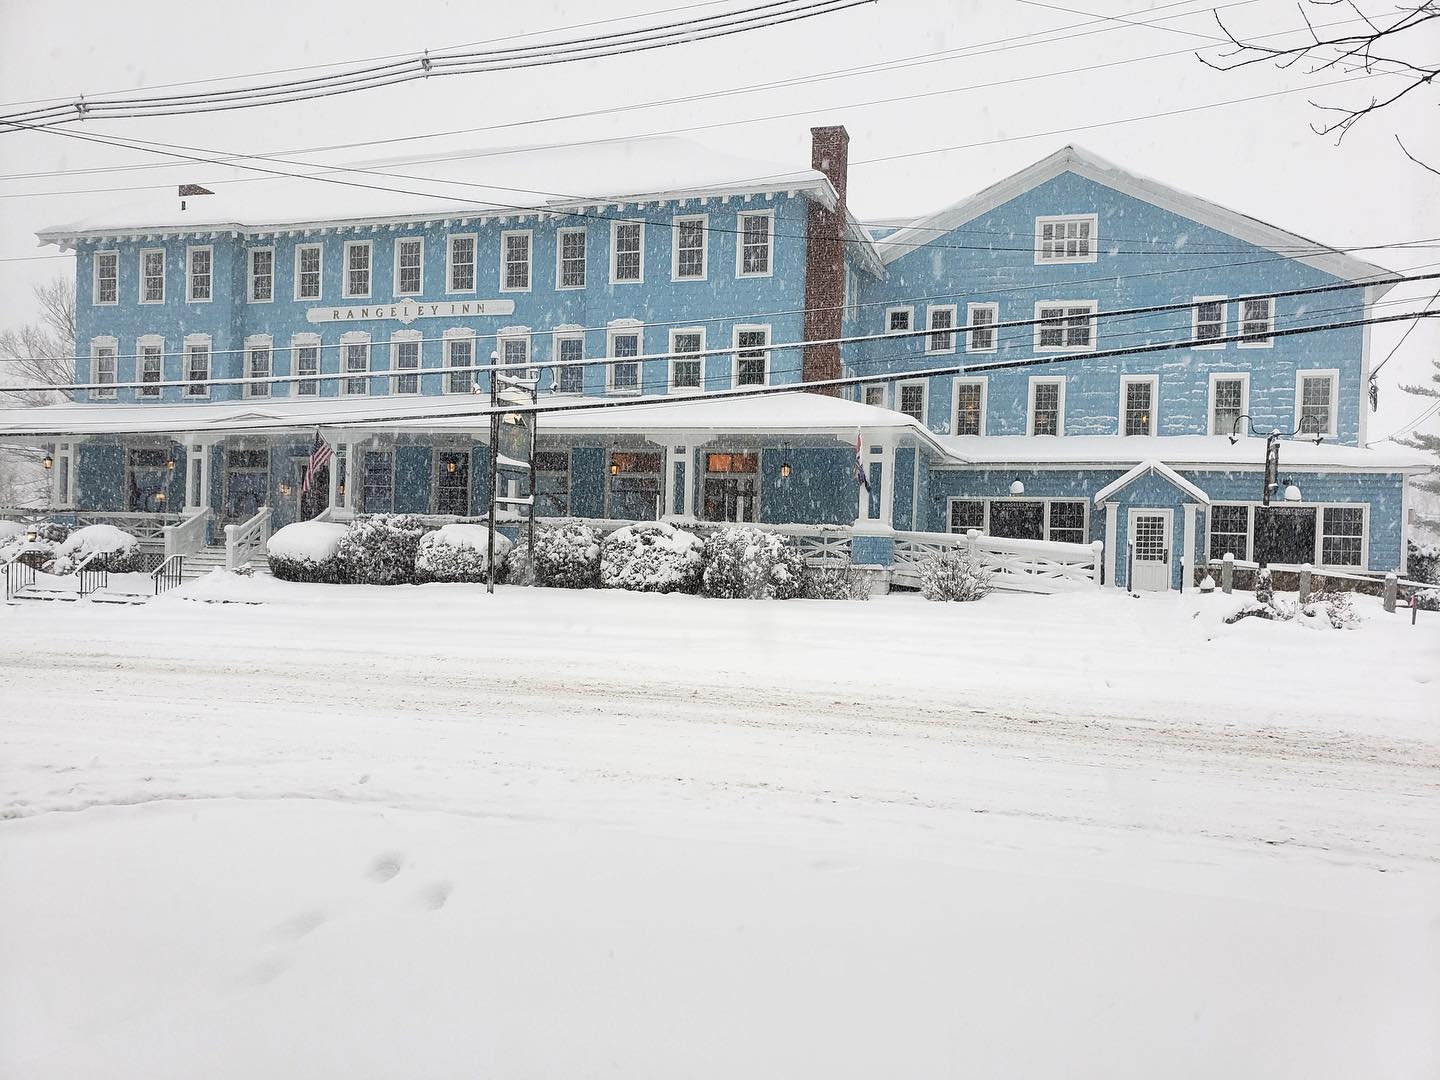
[892,528,1104,593]
[225,506,272,570]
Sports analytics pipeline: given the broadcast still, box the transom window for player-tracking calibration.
[926,305,956,354]
[734,326,769,386]
[1036,302,1096,351]
[393,336,420,394]
[141,249,165,304]
[1238,296,1274,346]
[395,238,423,296]
[609,330,641,391]
[248,248,274,302]
[1211,375,1247,436]
[670,329,704,390]
[92,342,117,399]
[674,216,707,280]
[447,235,476,292]
[1193,297,1226,347]
[1029,378,1064,436]
[966,303,998,352]
[294,340,320,396]
[344,241,372,298]
[502,231,531,291]
[1298,371,1337,436]
[898,382,925,422]
[94,251,118,305]
[445,335,475,395]
[555,335,585,393]
[138,340,163,398]
[1121,377,1156,436]
[953,379,985,435]
[296,244,323,300]
[185,339,210,398]
[246,343,272,398]
[1035,214,1098,264]
[612,221,643,283]
[187,247,212,302]
[343,336,370,395]
[737,211,773,277]
[886,307,913,334]
[558,229,587,289]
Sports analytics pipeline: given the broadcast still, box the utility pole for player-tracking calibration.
[486,349,539,593]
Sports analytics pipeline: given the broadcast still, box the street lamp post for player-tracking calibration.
[1228,414,1323,574]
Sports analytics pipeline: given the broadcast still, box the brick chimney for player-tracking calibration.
[801,126,849,395]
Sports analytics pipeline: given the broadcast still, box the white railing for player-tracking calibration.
[163,507,211,558]
[892,529,1104,593]
[0,508,170,545]
[224,505,272,570]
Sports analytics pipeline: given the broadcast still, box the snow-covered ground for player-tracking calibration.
[1,580,1437,1078]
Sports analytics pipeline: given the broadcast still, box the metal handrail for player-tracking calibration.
[4,557,35,602]
[152,553,185,596]
[74,549,109,598]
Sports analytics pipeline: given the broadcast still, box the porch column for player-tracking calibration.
[183,439,213,514]
[327,435,342,511]
[51,441,78,507]
[680,444,696,518]
[877,440,897,529]
[1103,500,1121,588]
[1181,502,1198,592]
[335,439,355,513]
[855,436,872,522]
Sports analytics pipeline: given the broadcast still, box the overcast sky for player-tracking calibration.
[0,0,1435,443]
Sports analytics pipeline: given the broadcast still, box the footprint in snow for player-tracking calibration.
[367,852,404,884]
[271,908,326,942]
[419,881,452,911]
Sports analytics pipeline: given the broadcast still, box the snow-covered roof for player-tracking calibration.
[36,136,839,243]
[935,434,1429,472]
[874,145,1393,289]
[1092,459,1211,505]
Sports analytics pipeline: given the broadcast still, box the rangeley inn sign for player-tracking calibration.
[305,298,516,325]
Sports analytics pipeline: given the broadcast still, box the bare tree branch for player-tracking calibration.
[1397,134,1440,176]
[0,275,76,408]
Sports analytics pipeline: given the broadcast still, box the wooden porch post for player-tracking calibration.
[1103,500,1121,588]
[680,444,696,518]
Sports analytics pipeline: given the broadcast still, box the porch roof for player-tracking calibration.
[1092,460,1211,506]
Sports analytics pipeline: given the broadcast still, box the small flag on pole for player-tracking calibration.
[301,431,332,494]
[854,433,871,493]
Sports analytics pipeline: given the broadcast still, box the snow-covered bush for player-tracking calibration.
[1412,587,1439,612]
[416,523,512,583]
[0,520,24,544]
[802,565,872,601]
[267,520,349,583]
[700,526,806,600]
[918,549,992,603]
[335,514,429,585]
[1224,589,1360,629]
[1408,540,1440,585]
[30,520,71,544]
[3,537,56,571]
[52,524,142,574]
[600,521,703,594]
[504,519,602,588]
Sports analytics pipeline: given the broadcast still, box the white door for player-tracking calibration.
[1129,509,1172,592]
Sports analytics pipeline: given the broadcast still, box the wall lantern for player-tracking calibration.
[154,491,166,505]
[278,482,292,497]
[446,461,458,475]
[1009,478,1025,495]
[337,482,346,498]
[780,461,792,479]
[1283,481,1302,502]
[41,455,53,470]
[165,457,177,472]
[610,461,620,476]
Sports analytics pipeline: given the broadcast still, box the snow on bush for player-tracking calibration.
[416,524,512,583]
[31,521,71,543]
[52,524,142,574]
[700,526,805,600]
[335,514,429,586]
[267,521,350,583]
[802,565,872,601]
[918,549,992,603]
[1412,587,1439,612]
[504,519,602,589]
[600,521,703,594]
[1224,589,1360,630]
[1407,540,1440,585]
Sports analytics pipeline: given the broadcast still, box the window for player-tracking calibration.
[609,328,641,392]
[952,379,986,435]
[737,210,773,277]
[897,381,926,423]
[845,267,859,323]
[293,336,320,396]
[1255,506,1316,566]
[362,450,394,513]
[966,303,998,352]
[138,338,163,399]
[126,448,171,512]
[555,334,585,393]
[702,451,761,523]
[1321,507,1364,566]
[1238,296,1274,346]
[1297,370,1338,437]
[1035,214,1098,263]
[94,251,118,305]
[535,450,570,516]
[344,241,372,298]
[342,334,370,395]
[187,246,212,302]
[394,237,423,296]
[499,332,531,379]
[246,339,272,398]
[184,337,210,398]
[926,305,956,354]
[862,384,886,408]
[501,231,531,291]
[392,334,420,394]
[1121,376,1156,436]
[991,501,1045,540]
[445,333,475,394]
[886,307,912,334]
[1035,302,1096,351]
[1210,374,1248,437]
[673,216,707,280]
[447,234,476,292]
[611,221,643,283]
[609,450,663,520]
[1047,501,1087,545]
[140,249,165,304]
[947,499,985,534]
[1029,378,1064,435]
[1208,505,1250,561]
[670,328,704,391]
[92,340,117,399]
[557,228,587,289]
[295,244,323,300]
[1193,297,1226,348]
[734,325,769,386]
[248,247,274,302]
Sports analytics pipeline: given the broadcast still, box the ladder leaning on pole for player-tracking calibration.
[485,351,540,595]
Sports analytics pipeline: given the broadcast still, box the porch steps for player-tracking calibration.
[178,544,272,579]
[7,586,150,606]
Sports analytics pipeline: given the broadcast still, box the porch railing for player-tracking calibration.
[225,505,272,570]
[164,507,211,558]
[892,529,1105,593]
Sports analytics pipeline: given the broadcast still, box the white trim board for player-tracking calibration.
[1092,459,1211,506]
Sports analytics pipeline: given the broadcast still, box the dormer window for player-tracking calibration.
[1035,214,1098,264]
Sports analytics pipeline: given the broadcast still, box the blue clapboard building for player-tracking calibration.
[2,127,1425,589]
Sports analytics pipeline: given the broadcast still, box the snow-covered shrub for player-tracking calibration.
[700,526,806,600]
[267,520,349,583]
[3,537,56,571]
[1408,540,1440,585]
[1224,590,1359,629]
[416,523,512,583]
[52,524,142,574]
[504,519,602,589]
[1412,588,1439,612]
[600,521,703,594]
[1255,566,1274,604]
[802,564,871,601]
[918,549,992,603]
[30,520,71,544]
[0,520,23,544]
[335,514,429,585]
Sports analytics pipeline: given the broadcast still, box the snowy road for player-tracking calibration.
[1,581,1437,1077]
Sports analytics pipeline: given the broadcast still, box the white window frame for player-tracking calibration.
[896,379,928,425]
[735,208,775,279]
[393,236,424,297]
[91,336,118,400]
[1237,295,1275,349]
[1207,372,1251,436]
[555,228,587,290]
[294,243,323,301]
[183,333,211,399]
[965,302,999,353]
[247,246,275,304]
[609,220,645,284]
[1205,501,1370,570]
[1034,300,1097,353]
[291,332,321,397]
[1192,296,1227,349]
[671,214,708,282]
[607,322,643,394]
[946,496,1089,543]
[446,233,477,294]
[93,250,119,306]
[497,327,533,380]
[343,240,372,299]
[668,326,705,392]
[185,245,213,303]
[1034,213,1098,265]
[500,229,532,293]
[861,384,887,408]
[1319,504,1368,568]
[552,329,586,394]
[244,334,273,398]
[951,377,988,436]
[732,323,771,388]
[1027,376,1066,436]
[442,327,477,395]
[139,248,166,305]
[340,330,371,396]
[390,329,422,395]
[1295,368,1340,438]
[885,306,913,335]
[1119,374,1158,436]
[137,334,165,399]
[925,304,957,355]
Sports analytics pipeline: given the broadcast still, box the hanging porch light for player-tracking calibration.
[42,455,53,470]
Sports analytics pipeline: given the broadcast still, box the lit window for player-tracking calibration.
[557,229,586,289]
[674,217,707,280]
[296,244,323,300]
[502,232,531,291]
[447,235,475,292]
[1030,379,1063,435]
[612,222,643,283]
[344,242,372,298]
[187,247,212,302]
[1036,303,1096,351]
[1211,376,1246,436]
[1122,377,1155,436]
[953,380,984,435]
[967,303,998,352]
[735,326,769,386]
[248,248,274,302]
[395,238,423,296]
[737,211,773,276]
[1035,214,1097,263]
[94,252,118,305]
[670,329,703,390]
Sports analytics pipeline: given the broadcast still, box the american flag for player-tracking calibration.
[301,431,332,494]
[854,433,871,493]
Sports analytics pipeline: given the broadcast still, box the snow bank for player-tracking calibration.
[267,521,349,562]
[173,569,300,604]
